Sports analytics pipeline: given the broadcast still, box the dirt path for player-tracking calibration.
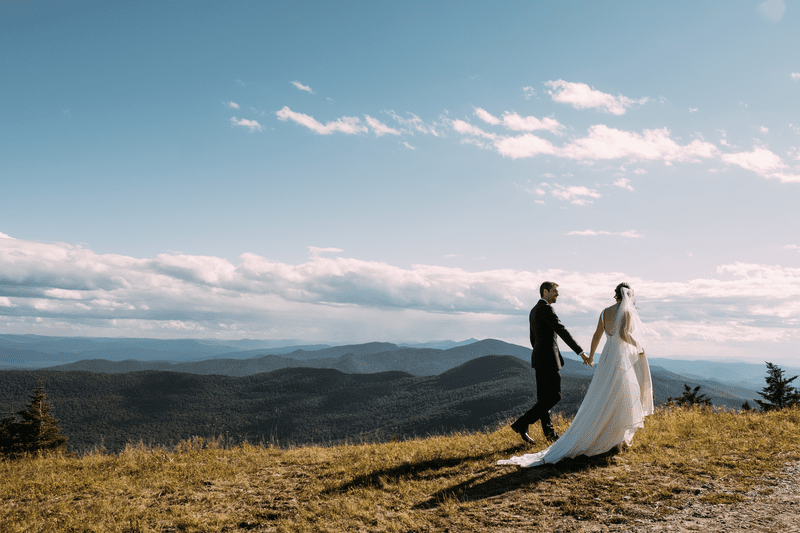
[587,461,800,532]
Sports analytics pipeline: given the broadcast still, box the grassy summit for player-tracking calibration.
[1,406,798,532]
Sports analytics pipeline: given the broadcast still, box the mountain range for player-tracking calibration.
[0,353,762,455]
[1,334,774,454]
[4,334,794,390]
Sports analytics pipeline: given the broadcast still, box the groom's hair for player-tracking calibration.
[539,281,558,297]
[615,282,631,300]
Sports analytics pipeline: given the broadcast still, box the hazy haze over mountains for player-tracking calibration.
[2,334,790,395]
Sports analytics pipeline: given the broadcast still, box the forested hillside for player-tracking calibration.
[0,354,758,454]
[1,356,571,453]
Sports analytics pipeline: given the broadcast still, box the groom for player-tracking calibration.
[510,281,589,444]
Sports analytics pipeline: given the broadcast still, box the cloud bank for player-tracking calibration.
[2,235,799,360]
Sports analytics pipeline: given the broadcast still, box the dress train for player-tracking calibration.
[498,309,653,468]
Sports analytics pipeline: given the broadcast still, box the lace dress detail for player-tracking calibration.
[498,291,653,468]
[601,310,616,337]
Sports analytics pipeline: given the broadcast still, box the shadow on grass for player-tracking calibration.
[415,447,623,509]
[324,443,530,495]
[324,440,622,509]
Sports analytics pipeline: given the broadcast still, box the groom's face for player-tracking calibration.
[544,287,559,304]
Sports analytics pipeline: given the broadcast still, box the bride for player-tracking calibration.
[498,283,653,468]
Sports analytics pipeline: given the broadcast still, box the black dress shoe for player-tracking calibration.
[511,424,536,445]
[544,432,560,442]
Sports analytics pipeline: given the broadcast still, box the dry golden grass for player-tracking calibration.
[1,406,799,532]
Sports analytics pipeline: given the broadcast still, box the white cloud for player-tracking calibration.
[516,182,547,196]
[473,107,563,134]
[558,125,719,163]
[385,110,441,136]
[613,178,635,190]
[364,115,400,137]
[466,123,719,164]
[308,246,344,256]
[522,86,536,100]
[227,101,240,109]
[547,184,601,205]
[458,137,491,150]
[495,133,557,159]
[230,117,264,132]
[291,81,315,94]
[448,104,799,183]
[757,0,785,22]
[473,107,500,125]
[400,141,416,150]
[500,112,563,134]
[450,119,496,139]
[544,80,648,115]
[276,106,367,135]
[760,126,769,134]
[792,73,800,80]
[689,108,698,113]
[784,245,800,251]
[567,229,643,238]
[721,147,796,181]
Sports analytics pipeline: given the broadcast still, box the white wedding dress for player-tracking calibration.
[498,289,653,468]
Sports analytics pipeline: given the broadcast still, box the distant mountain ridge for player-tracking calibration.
[0,334,332,368]
[0,356,549,453]
[4,333,795,394]
[41,339,534,377]
[0,353,761,455]
[3,335,786,402]
[647,357,800,391]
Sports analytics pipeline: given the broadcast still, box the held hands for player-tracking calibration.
[581,353,595,367]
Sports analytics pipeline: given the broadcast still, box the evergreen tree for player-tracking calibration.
[0,414,20,457]
[665,384,712,407]
[741,400,752,411]
[755,362,800,411]
[0,382,67,458]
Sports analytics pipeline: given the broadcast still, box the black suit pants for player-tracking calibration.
[514,367,561,435]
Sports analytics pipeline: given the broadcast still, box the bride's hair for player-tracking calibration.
[614,282,631,301]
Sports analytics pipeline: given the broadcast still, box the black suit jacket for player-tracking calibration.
[529,299,584,371]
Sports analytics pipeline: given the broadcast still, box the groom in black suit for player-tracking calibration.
[510,281,588,444]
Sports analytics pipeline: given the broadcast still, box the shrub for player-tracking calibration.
[665,384,712,407]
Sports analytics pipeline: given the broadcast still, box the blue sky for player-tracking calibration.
[1,0,799,364]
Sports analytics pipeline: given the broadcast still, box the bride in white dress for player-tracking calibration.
[498,283,653,468]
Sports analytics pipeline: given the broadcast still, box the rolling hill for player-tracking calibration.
[0,352,759,455]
